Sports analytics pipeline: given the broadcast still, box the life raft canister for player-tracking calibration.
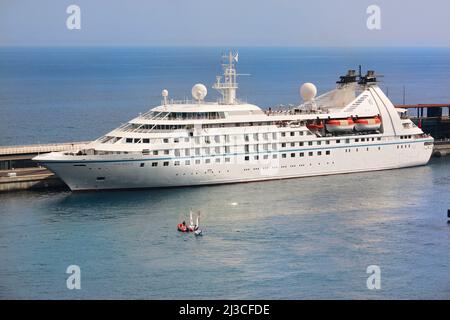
[177,223,187,232]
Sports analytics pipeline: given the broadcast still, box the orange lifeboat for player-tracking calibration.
[325,118,355,133]
[354,116,381,131]
[306,121,324,130]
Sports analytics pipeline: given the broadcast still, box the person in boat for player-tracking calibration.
[178,220,188,232]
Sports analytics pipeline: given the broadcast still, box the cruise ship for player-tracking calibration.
[34,53,434,191]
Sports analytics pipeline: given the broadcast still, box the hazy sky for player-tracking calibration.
[1,0,450,46]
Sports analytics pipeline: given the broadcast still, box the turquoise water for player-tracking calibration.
[0,47,450,299]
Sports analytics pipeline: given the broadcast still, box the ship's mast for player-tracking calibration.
[213,51,239,104]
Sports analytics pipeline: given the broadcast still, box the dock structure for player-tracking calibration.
[0,141,89,192]
[395,104,450,139]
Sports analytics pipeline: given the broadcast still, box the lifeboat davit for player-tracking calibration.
[325,118,355,133]
[354,117,381,131]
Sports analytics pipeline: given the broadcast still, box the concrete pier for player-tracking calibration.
[0,141,88,192]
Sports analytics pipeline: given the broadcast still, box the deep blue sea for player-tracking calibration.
[0,47,450,299]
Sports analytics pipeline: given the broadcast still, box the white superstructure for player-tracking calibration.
[34,53,434,191]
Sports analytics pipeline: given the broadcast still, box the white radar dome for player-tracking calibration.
[161,89,169,97]
[300,83,317,101]
[192,83,207,101]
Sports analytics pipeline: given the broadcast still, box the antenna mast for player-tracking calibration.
[213,51,239,104]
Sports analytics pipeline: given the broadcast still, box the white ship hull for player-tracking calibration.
[39,137,433,191]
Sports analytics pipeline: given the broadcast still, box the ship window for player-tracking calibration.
[163,138,169,143]
[174,138,179,143]
[317,141,321,145]
[195,159,201,164]
[215,158,220,163]
[185,160,190,165]
[308,142,313,146]
[299,131,304,136]
[263,133,269,140]
[134,139,141,143]
[282,153,287,158]
[195,148,201,156]
[355,138,359,142]
[281,132,286,137]
[254,155,259,160]
[205,159,211,164]
[290,132,295,137]
[361,138,366,142]
[174,161,180,166]
[372,138,375,141]
[152,162,158,167]
[272,132,277,139]
[326,141,330,145]
[175,149,180,157]
[253,133,259,141]
[291,153,295,158]
[225,135,230,143]
[153,150,158,155]
[143,139,150,143]
[263,155,268,160]
[336,140,340,143]
[163,161,169,166]
[225,146,230,153]
[245,156,249,161]
[184,138,189,142]
[345,139,350,143]
[300,142,304,146]
[307,131,312,135]
[215,146,221,154]
[204,148,210,155]
[140,163,145,167]
[273,154,278,159]
[291,142,295,147]
[244,134,249,142]
[185,149,190,156]
[164,150,169,155]
[326,151,330,155]
[366,148,369,151]
[377,137,381,141]
[300,152,304,157]
[225,158,230,163]
[205,136,211,144]
[282,143,286,147]
[317,151,322,156]
[96,177,105,181]
[308,152,313,156]
[126,138,132,143]
[214,135,221,143]
[195,137,200,144]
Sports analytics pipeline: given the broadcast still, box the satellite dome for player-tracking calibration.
[161,89,169,97]
[192,83,207,101]
[300,83,317,101]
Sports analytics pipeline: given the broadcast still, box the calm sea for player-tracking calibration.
[0,47,449,299]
